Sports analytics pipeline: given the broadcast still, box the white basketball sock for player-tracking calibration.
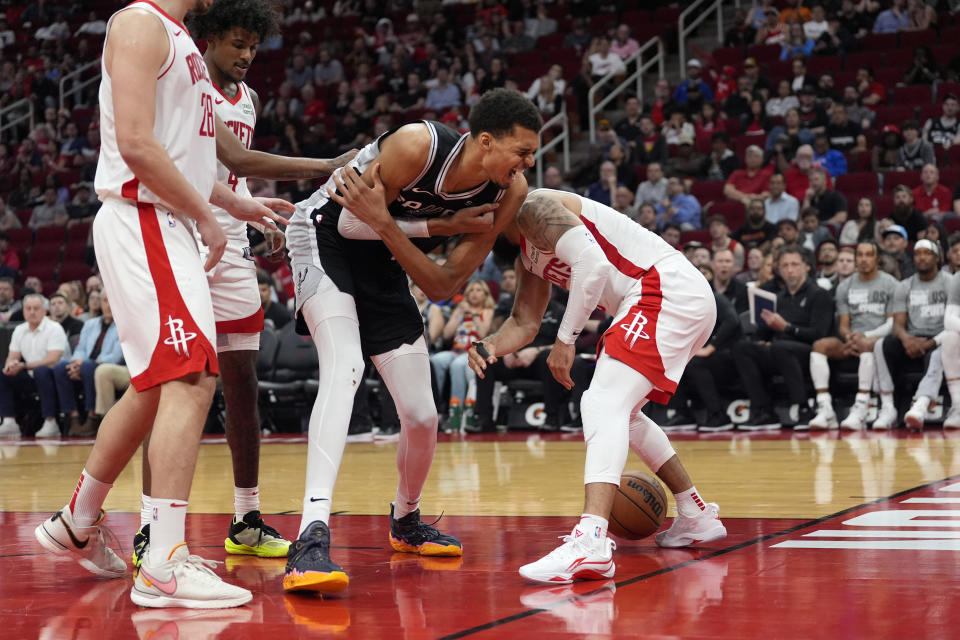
[140,493,152,529]
[577,513,609,548]
[149,497,187,565]
[69,469,112,528]
[234,486,260,521]
[675,486,707,518]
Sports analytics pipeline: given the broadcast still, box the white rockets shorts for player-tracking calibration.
[93,199,218,391]
[599,254,716,404]
[202,254,264,353]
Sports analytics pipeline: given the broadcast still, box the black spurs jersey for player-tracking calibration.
[287,120,507,355]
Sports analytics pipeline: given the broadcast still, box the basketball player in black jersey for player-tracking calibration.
[283,88,541,593]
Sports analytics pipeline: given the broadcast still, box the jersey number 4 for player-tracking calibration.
[199,94,215,138]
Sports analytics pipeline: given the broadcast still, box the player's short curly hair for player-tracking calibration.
[468,88,543,139]
[188,0,280,43]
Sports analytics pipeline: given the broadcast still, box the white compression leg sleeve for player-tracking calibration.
[809,351,831,390]
[628,404,677,473]
[857,352,875,392]
[916,346,944,399]
[581,353,656,486]
[298,294,364,536]
[873,337,895,393]
[371,336,439,519]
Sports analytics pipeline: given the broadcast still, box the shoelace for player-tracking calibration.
[401,511,446,539]
[249,517,282,541]
[182,553,222,579]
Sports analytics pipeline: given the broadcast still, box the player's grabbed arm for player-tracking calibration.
[517,190,611,346]
[105,9,224,269]
[208,182,291,228]
[336,198,498,240]
[215,116,357,180]
[469,258,552,378]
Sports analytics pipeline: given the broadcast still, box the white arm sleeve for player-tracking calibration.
[336,208,429,240]
[554,226,611,345]
[864,317,893,339]
[944,304,960,334]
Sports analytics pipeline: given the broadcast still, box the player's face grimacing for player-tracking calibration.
[208,27,260,83]
[481,126,539,188]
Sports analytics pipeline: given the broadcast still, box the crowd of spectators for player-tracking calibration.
[3,0,960,434]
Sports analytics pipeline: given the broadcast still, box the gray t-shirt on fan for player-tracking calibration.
[892,270,954,337]
[835,271,898,333]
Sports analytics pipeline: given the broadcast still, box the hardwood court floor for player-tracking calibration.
[1,429,959,639]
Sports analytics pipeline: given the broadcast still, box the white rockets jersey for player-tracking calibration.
[519,192,681,314]
[94,1,216,206]
[203,80,256,260]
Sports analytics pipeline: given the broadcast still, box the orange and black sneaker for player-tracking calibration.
[389,504,462,557]
[282,521,349,594]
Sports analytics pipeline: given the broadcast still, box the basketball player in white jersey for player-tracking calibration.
[131,0,355,570]
[467,189,727,584]
[34,0,285,609]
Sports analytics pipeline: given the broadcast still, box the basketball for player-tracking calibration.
[608,470,669,540]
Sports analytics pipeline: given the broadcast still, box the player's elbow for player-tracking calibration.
[116,132,154,174]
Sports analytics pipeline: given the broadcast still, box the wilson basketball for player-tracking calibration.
[608,470,668,540]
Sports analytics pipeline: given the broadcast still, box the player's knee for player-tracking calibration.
[397,399,438,431]
[629,412,676,472]
[812,338,831,355]
[581,387,626,444]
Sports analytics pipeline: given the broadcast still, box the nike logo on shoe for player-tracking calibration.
[139,566,178,595]
[56,512,89,549]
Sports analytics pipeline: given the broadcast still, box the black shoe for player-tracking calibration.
[538,422,560,433]
[131,523,149,569]
[389,504,462,556]
[559,416,583,433]
[661,412,697,430]
[375,424,400,439]
[283,521,350,593]
[792,403,816,429]
[738,409,781,431]
[699,411,734,432]
[224,510,291,557]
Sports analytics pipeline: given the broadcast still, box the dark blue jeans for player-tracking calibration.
[0,366,57,419]
[53,360,98,414]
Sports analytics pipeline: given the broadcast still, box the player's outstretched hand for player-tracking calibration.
[254,197,296,219]
[196,215,227,271]
[445,203,499,235]
[468,340,497,378]
[328,162,389,228]
[546,341,575,390]
[227,197,287,230]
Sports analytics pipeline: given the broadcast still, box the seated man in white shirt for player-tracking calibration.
[0,294,67,438]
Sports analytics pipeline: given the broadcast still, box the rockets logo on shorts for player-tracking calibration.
[163,316,197,356]
[620,309,650,347]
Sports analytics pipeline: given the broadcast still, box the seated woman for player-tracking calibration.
[430,280,494,431]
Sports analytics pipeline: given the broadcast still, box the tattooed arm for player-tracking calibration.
[215,115,357,181]
[515,189,584,251]
[516,189,613,389]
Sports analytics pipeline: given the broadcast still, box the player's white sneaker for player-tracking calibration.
[519,525,616,585]
[0,417,20,438]
[131,543,252,609]
[34,418,60,439]
[34,506,126,578]
[655,503,727,548]
[808,398,838,430]
[904,396,929,430]
[943,406,960,430]
[840,400,868,431]
[872,404,898,430]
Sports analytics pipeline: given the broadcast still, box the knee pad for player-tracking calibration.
[628,411,676,473]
